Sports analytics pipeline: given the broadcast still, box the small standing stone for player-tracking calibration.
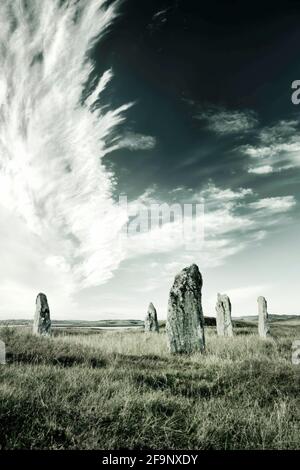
[144,302,159,332]
[166,264,205,354]
[33,293,51,336]
[257,296,270,338]
[0,340,5,365]
[216,293,234,337]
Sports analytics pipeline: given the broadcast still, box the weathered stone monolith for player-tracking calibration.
[166,264,205,354]
[0,340,5,365]
[257,296,270,338]
[33,293,51,336]
[145,302,159,332]
[215,293,233,337]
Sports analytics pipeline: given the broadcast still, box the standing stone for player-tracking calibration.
[166,264,205,354]
[0,340,5,365]
[215,293,234,337]
[257,296,270,338]
[33,293,51,336]
[144,303,159,332]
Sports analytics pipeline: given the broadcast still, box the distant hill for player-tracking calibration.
[0,319,144,328]
[1,315,299,329]
[234,314,300,323]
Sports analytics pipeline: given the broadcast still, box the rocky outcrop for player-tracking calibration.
[166,264,205,354]
[216,293,233,337]
[33,293,51,336]
[257,296,270,338]
[144,302,159,332]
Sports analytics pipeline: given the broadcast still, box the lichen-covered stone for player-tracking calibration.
[166,264,205,354]
[145,302,159,332]
[33,293,51,336]
[257,296,270,339]
[216,293,233,337]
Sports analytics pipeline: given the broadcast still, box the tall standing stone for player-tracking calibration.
[215,293,234,337]
[33,293,51,336]
[257,296,270,338]
[166,264,205,354]
[144,302,159,332]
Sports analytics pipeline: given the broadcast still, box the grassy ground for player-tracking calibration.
[0,321,299,450]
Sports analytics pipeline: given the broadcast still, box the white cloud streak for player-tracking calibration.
[243,120,300,173]
[196,107,258,134]
[123,184,296,268]
[249,196,296,213]
[113,182,295,297]
[0,0,131,291]
[115,132,156,151]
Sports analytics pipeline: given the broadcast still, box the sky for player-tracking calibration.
[0,0,300,320]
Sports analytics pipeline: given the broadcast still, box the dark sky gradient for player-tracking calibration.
[89,0,300,199]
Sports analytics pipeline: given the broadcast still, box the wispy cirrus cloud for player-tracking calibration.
[115,182,296,296]
[242,120,300,174]
[248,196,296,213]
[248,165,274,174]
[195,107,258,135]
[115,132,156,151]
[193,102,300,175]
[0,0,132,292]
[123,183,296,266]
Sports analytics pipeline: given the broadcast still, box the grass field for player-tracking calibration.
[0,319,299,450]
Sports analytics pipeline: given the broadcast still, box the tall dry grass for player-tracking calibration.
[0,324,299,449]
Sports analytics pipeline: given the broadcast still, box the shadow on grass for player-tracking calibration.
[133,372,226,398]
[234,328,256,336]
[5,352,106,368]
